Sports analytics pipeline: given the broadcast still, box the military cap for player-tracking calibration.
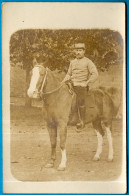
[74,43,86,49]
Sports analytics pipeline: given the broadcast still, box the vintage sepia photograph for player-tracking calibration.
[2,2,126,194]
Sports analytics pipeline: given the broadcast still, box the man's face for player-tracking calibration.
[74,48,85,59]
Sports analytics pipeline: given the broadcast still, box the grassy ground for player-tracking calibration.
[11,105,123,181]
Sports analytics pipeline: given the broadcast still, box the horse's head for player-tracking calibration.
[27,65,47,99]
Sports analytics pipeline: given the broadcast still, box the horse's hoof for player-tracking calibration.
[75,129,83,133]
[57,166,66,171]
[108,158,113,162]
[93,156,100,161]
[45,163,54,168]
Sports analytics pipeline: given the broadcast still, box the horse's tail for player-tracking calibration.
[99,86,122,118]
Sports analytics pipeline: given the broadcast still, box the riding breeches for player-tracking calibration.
[73,86,88,107]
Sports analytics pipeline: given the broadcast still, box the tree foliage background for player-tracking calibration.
[10,29,123,73]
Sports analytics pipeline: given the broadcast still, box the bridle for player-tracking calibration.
[34,65,64,98]
[39,66,48,97]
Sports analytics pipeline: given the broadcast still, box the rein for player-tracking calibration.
[35,65,74,98]
[38,66,64,98]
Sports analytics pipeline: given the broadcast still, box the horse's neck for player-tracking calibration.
[44,70,60,93]
[43,70,72,121]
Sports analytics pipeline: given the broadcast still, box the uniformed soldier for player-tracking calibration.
[62,42,98,130]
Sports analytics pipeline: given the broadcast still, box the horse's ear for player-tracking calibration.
[33,58,38,66]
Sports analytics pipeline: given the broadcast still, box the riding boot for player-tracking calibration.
[76,105,86,132]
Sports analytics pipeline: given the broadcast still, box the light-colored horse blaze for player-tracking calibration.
[27,67,40,98]
[28,64,121,171]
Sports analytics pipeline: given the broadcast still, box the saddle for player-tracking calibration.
[85,90,96,109]
[66,81,96,109]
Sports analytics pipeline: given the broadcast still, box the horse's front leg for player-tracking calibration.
[57,122,67,171]
[45,124,57,168]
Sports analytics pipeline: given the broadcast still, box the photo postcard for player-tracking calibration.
[2,2,126,194]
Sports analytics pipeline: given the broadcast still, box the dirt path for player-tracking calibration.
[11,105,123,181]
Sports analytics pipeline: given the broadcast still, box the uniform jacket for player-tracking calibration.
[63,57,98,87]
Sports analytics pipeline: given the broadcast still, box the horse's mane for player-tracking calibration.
[41,60,65,83]
[49,69,65,83]
[43,68,67,96]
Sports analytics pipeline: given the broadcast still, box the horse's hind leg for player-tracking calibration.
[57,122,67,171]
[102,94,114,161]
[102,121,113,161]
[92,120,104,161]
[106,127,113,161]
[45,124,57,168]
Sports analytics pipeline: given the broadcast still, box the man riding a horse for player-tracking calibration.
[62,42,98,130]
[27,42,120,171]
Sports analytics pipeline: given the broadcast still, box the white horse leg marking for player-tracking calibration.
[93,130,103,161]
[58,149,67,170]
[106,127,113,161]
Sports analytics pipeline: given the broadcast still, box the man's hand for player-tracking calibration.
[61,75,71,84]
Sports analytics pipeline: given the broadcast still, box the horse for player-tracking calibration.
[27,64,121,171]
